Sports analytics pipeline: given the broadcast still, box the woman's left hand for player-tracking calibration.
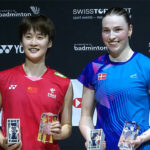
[49,121,62,140]
[130,136,143,150]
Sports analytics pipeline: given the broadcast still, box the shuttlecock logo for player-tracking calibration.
[30,6,40,15]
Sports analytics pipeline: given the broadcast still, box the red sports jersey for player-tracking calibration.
[0,65,70,150]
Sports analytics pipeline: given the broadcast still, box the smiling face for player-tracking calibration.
[102,14,132,57]
[22,28,52,63]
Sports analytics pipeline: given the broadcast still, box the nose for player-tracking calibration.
[108,31,116,40]
[30,37,37,45]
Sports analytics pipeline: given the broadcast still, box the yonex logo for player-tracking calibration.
[0,45,24,54]
[0,45,13,54]
[30,6,40,15]
[9,85,17,90]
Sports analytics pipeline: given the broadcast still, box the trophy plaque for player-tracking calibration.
[37,112,57,144]
[7,119,21,146]
[88,129,105,150]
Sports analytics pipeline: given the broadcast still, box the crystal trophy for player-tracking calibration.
[118,121,140,150]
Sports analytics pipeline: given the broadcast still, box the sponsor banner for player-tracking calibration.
[0,6,40,18]
[0,2,149,77]
[74,43,107,52]
[71,79,97,126]
[72,8,132,20]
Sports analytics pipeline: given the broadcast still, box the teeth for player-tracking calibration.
[109,42,118,45]
[29,48,39,52]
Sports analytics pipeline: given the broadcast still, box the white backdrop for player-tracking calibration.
[71,79,97,126]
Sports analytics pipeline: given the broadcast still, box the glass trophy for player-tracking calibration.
[37,112,57,144]
[88,129,105,150]
[7,119,21,146]
[118,121,140,150]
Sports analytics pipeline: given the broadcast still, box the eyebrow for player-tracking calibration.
[24,32,44,35]
[102,26,123,28]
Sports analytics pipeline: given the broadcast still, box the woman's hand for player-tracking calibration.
[0,137,22,150]
[49,121,62,140]
[130,136,143,150]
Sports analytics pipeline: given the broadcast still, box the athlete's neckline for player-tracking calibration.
[106,51,137,65]
[21,64,48,81]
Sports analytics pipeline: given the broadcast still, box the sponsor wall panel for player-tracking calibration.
[0,1,150,150]
[0,1,150,76]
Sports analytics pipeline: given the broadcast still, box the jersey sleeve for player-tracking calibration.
[144,59,150,90]
[78,62,95,90]
[137,53,150,90]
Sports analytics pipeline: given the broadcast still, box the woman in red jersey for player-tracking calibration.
[0,15,73,150]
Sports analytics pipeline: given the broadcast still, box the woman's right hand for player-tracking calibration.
[0,137,22,150]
